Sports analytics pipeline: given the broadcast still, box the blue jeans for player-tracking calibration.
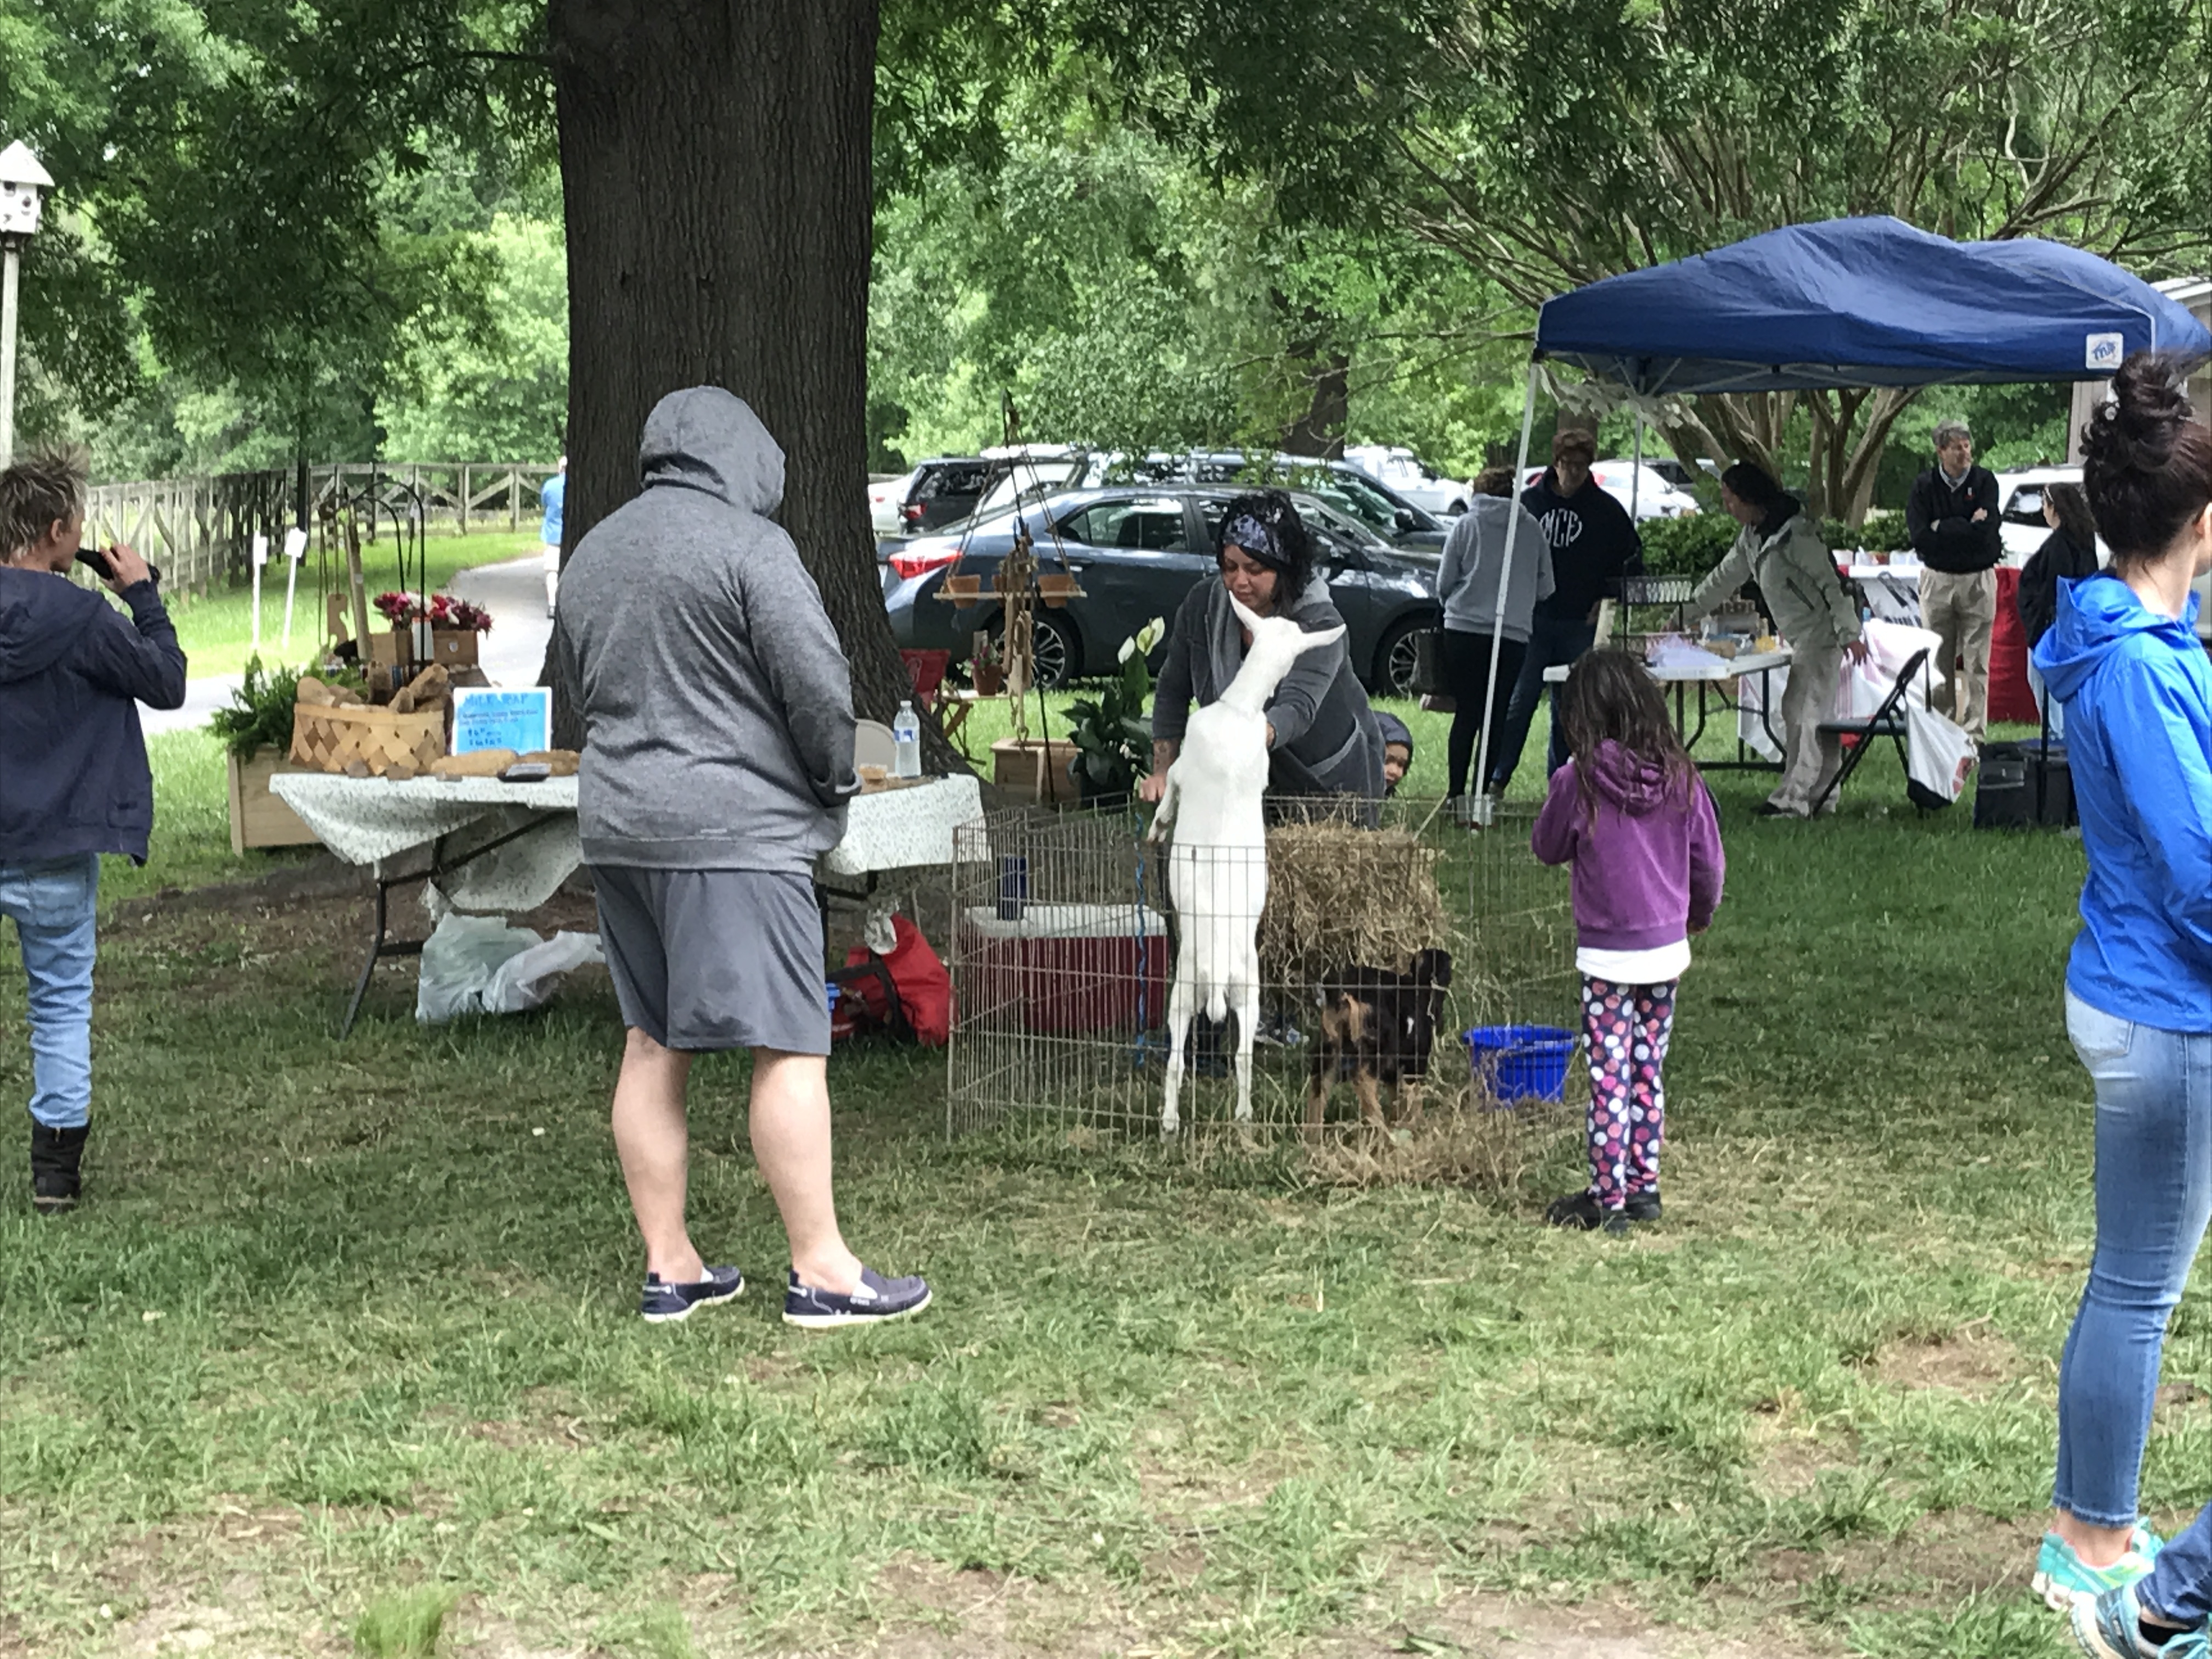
[0,855,100,1130]
[2052,991,2212,1531]
[1488,614,1598,794]
[2145,1504,2212,1628]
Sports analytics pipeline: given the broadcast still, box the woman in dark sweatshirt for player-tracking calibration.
[2017,481,2101,740]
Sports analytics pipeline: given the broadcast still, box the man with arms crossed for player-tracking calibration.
[1906,419,2004,738]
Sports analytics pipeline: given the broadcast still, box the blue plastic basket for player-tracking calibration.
[1464,1024,1577,1103]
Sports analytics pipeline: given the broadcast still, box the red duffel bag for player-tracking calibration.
[832,915,952,1047]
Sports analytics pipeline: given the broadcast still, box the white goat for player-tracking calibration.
[1148,595,1346,1133]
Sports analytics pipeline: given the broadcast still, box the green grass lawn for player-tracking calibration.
[152,528,542,681]
[4,705,2140,1657]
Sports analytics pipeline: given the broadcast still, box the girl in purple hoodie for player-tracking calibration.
[1532,650,1726,1233]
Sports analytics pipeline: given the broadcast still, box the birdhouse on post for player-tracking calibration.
[0,142,53,240]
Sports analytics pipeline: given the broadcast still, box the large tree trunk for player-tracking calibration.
[545,0,952,764]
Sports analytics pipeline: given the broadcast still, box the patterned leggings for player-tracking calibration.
[1580,976,1677,1210]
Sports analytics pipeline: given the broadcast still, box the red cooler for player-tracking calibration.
[960,902,1170,1035]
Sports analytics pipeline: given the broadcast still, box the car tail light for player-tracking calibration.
[901,502,925,522]
[887,548,961,580]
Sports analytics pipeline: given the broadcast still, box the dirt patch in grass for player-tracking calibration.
[1754,1506,2042,1609]
[852,1564,1795,1659]
[1751,1424,1863,1501]
[857,1558,1142,1657]
[1303,1588,1788,1657]
[1870,1322,2025,1397]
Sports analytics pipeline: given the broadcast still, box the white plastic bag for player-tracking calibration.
[415,912,605,1023]
[1837,617,1945,719]
[1905,702,1977,806]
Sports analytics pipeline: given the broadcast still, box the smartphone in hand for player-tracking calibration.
[73,546,162,586]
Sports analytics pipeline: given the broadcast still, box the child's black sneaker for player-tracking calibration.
[1624,1190,1662,1222]
[783,1266,932,1329]
[639,1264,744,1323]
[1547,1189,1638,1234]
[1545,1190,1603,1229]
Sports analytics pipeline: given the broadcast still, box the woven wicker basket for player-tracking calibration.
[289,701,448,775]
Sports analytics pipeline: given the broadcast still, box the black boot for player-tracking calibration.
[30,1123,86,1216]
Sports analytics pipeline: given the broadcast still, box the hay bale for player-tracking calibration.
[1257,822,1446,989]
[1302,1089,1572,1192]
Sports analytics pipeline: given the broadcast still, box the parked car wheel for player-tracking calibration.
[1374,618,1428,698]
[991,608,1079,690]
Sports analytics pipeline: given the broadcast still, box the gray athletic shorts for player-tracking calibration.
[591,866,830,1055]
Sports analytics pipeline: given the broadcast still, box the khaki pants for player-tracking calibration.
[1918,568,1997,740]
[1771,644,1845,816]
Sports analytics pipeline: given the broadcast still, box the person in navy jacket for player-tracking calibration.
[0,444,185,1214]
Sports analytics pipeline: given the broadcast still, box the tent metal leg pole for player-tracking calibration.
[1630,414,1644,517]
[1628,414,1645,648]
[1471,359,1544,827]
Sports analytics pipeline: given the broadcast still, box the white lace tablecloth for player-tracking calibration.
[821,775,985,878]
[270,775,584,912]
[272,770,986,908]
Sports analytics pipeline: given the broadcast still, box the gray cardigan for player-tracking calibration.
[1151,577,1385,800]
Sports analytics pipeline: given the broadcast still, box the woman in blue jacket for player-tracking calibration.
[2029,355,2212,1644]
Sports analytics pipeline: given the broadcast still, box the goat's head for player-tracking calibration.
[1223,594,1347,709]
[1407,948,1453,989]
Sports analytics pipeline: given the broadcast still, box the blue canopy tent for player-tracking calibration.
[1533,217,2211,396]
[1467,217,2212,809]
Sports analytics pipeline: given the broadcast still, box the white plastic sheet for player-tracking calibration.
[1836,618,1945,719]
[1906,702,1977,805]
[415,913,605,1024]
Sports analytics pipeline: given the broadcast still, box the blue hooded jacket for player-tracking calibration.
[2034,572,2212,1032]
[0,568,187,866]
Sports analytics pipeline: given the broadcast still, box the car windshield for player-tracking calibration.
[1289,471,1415,535]
[2003,486,2053,524]
[972,456,1092,519]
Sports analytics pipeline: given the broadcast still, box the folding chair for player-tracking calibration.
[900,648,951,713]
[1807,647,1931,816]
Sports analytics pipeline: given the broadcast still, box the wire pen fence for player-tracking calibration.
[945,796,1578,1143]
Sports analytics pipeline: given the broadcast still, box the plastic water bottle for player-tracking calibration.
[893,701,922,779]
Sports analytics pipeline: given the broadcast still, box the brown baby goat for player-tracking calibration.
[1304,949,1454,1133]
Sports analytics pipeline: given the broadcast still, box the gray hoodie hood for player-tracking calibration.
[639,386,785,517]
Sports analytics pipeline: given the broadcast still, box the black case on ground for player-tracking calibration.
[1973,741,2075,829]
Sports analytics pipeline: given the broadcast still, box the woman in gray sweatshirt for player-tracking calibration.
[1141,490,1385,805]
[1434,467,1555,808]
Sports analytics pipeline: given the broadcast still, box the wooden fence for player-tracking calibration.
[83,463,561,599]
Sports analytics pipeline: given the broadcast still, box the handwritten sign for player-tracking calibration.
[452,687,551,756]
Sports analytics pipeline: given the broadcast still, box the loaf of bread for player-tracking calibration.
[296,675,368,708]
[518,749,582,777]
[429,748,519,779]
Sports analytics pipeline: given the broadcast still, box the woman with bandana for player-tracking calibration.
[1139,489,1386,807]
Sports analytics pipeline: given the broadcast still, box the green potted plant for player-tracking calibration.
[209,657,348,854]
[1064,617,1164,806]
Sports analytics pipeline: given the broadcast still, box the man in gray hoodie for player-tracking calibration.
[558,386,930,1329]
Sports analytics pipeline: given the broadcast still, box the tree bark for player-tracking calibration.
[544,0,955,766]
